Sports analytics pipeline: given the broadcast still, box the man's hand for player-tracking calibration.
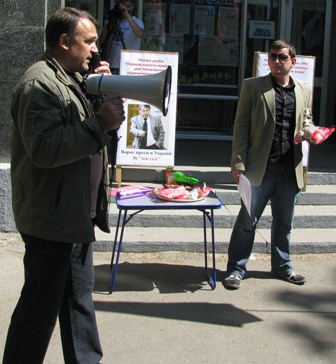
[118,3,128,18]
[118,2,144,38]
[232,170,243,184]
[97,97,125,132]
[138,130,146,137]
[93,61,111,75]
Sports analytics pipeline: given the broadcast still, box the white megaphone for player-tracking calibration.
[86,66,172,116]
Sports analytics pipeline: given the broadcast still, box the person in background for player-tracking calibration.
[100,0,144,74]
[2,7,125,363]
[130,104,165,149]
[224,39,314,290]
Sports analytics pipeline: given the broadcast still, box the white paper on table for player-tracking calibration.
[237,173,252,216]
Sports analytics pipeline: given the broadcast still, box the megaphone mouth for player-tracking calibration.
[162,66,172,116]
[85,66,172,116]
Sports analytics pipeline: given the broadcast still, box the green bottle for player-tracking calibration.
[172,172,199,185]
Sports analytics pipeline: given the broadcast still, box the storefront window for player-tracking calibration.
[140,1,241,136]
[65,0,99,17]
[58,1,334,137]
[142,0,241,97]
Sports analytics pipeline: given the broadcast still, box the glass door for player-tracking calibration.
[290,0,327,125]
[286,0,333,128]
[244,0,280,78]
[247,0,333,128]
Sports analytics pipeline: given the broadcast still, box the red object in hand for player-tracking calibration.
[310,126,335,144]
[294,126,335,144]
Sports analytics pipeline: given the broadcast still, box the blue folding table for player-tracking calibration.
[109,191,222,293]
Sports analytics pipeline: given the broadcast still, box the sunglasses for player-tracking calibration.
[268,53,290,62]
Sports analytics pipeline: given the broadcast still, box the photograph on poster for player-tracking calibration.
[116,101,171,166]
[128,103,165,150]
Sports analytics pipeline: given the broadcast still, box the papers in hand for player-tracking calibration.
[237,174,252,216]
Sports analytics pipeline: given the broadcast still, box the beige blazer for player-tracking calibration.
[231,74,312,188]
[130,114,165,149]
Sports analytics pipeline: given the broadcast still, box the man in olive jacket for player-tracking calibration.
[3,8,125,364]
[224,40,314,290]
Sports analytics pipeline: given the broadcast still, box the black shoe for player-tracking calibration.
[224,274,242,290]
[272,271,306,285]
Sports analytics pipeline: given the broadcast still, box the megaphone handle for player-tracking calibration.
[107,130,120,186]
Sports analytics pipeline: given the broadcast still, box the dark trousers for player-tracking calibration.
[141,143,160,150]
[227,162,300,278]
[2,234,102,364]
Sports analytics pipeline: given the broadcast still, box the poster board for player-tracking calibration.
[253,52,316,190]
[115,50,178,168]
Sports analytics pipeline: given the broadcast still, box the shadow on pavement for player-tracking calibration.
[93,263,262,327]
[94,262,216,294]
[273,289,336,354]
[95,264,280,294]
[93,300,262,327]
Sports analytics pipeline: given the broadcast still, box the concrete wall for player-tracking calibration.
[0,0,62,231]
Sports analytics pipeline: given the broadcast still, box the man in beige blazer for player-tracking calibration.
[224,40,314,290]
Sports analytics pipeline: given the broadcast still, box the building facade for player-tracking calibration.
[0,0,334,232]
[66,0,336,141]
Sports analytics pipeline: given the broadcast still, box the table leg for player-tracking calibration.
[203,209,216,289]
[109,209,128,293]
[109,209,144,293]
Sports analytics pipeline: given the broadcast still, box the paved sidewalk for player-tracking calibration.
[1,233,336,364]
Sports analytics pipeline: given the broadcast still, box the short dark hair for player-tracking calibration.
[139,104,151,110]
[269,39,296,58]
[45,7,99,49]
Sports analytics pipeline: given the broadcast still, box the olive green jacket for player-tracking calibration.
[11,51,111,243]
[231,74,312,188]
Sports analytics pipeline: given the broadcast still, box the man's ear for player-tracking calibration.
[60,34,70,50]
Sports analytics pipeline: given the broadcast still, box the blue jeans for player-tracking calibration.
[2,234,102,364]
[227,162,301,278]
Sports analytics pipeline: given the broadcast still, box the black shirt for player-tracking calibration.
[268,75,296,164]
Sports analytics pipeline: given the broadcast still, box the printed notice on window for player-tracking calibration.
[169,4,190,35]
